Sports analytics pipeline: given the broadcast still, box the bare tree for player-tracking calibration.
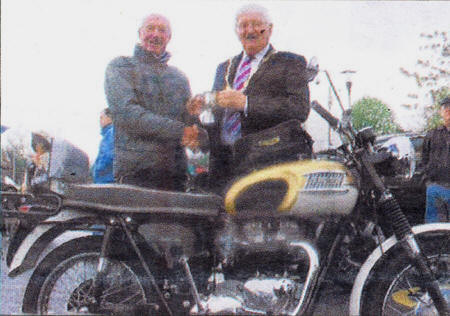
[399,31,449,129]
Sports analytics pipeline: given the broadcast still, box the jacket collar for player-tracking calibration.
[101,124,113,136]
[134,44,171,64]
[228,44,275,88]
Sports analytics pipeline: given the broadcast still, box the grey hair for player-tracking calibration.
[139,13,172,37]
[235,4,272,28]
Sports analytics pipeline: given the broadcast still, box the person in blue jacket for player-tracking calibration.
[93,108,114,184]
[423,97,450,222]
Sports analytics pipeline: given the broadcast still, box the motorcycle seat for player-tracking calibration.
[61,183,222,217]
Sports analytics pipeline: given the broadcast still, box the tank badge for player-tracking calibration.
[258,136,280,147]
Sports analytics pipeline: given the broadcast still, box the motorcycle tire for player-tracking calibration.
[360,230,450,316]
[22,235,162,315]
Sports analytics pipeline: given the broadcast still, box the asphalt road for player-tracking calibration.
[0,234,349,315]
[1,234,32,315]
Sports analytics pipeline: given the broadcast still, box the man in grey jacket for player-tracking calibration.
[105,14,191,190]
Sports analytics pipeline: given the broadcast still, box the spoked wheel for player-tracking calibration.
[362,232,450,316]
[37,252,147,314]
[23,236,161,315]
[381,254,450,315]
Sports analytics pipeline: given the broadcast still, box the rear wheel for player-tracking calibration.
[361,231,450,315]
[38,252,147,314]
[24,236,159,315]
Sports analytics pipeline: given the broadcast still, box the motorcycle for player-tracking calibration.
[2,70,450,315]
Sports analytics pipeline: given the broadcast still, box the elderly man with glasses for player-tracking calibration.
[187,4,312,190]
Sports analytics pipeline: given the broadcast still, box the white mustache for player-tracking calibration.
[245,34,259,40]
[244,29,266,39]
[146,38,163,45]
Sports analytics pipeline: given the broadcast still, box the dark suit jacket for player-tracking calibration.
[206,45,311,190]
[211,45,310,134]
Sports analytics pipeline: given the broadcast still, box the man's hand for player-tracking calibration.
[216,90,246,110]
[182,125,200,149]
[186,95,205,116]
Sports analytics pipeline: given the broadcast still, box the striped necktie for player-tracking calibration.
[222,56,252,145]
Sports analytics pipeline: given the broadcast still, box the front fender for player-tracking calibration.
[7,208,96,277]
[349,223,450,315]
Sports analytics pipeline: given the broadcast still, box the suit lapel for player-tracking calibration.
[227,45,276,90]
[228,53,243,88]
[214,53,242,124]
[246,45,275,89]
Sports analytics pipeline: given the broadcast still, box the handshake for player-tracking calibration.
[182,89,247,149]
[182,92,215,150]
[186,92,216,116]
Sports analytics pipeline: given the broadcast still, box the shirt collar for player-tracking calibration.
[243,44,271,64]
[134,44,171,64]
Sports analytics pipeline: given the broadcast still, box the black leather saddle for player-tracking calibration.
[62,183,222,217]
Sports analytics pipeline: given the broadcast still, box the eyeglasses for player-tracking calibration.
[142,25,169,35]
[236,21,268,32]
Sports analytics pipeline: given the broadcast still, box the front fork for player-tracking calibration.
[361,153,449,315]
[379,193,449,315]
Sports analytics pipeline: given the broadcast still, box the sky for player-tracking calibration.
[1,0,449,161]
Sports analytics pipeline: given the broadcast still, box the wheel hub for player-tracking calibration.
[67,279,95,313]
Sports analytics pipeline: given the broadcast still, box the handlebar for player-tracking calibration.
[311,101,339,130]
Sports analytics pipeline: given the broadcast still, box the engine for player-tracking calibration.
[190,217,321,315]
[189,159,360,313]
[215,217,313,265]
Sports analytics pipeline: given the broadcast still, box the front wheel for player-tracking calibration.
[23,236,156,315]
[361,231,450,315]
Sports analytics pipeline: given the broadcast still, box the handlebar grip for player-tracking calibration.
[311,101,339,129]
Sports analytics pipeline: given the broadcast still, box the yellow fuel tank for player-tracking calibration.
[224,160,358,217]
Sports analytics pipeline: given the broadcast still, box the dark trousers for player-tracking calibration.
[425,183,450,223]
[118,146,187,191]
[209,145,235,194]
[119,167,185,191]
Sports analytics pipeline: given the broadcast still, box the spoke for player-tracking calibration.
[83,259,88,283]
[58,272,76,295]
[46,259,96,313]
[101,282,140,298]
[385,303,403,315]
[117,291,143,305]
[385,302,418,316]
[404,274,415,291]
[383,254,450,316]
[67,300,75,312]
[41,253,145,315]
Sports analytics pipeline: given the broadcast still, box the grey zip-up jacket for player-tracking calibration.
[105,45,191,178]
